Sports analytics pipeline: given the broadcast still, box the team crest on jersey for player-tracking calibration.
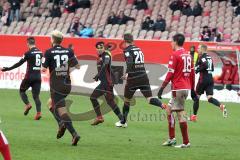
[125,52,130,57]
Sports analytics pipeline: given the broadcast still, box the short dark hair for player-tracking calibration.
[146,16,150,20]
[27,37,35,45]
[172,33,185,46]
[124,33,134,43]
[95,41,105,49]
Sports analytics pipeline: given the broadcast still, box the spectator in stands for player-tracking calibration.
[141,16,154,30]
[133,0,148,10]
[192,1,203,17]
[64,0,77,13]
[235,3,240,16]
[77,0,91,8]
[169,0,190,12]
[9,0,20,22]
[68,17,81,35]
[152,15,166,32]
[182,1,202,16]
[181,3,192,16]
[169,0,183,12]
[182,0,190,9]
[107,12,118,25]
[117,11,135,25]
[200,26,212,41]
[78,23,94,38]
[0,2,10,26]
[231,0,239,7]
[211,28,223,42]
[50,4,62,18]
[181,1,194,16]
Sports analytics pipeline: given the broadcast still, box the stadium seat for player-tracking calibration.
[0,0,238,40]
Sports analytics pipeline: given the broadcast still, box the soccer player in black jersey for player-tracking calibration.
[1,37,42,120]
[190,44,227,121]
[42,30,80,146]
[90,42,124,125]
[115,33,166,127]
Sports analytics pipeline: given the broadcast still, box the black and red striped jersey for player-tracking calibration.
[97,51,113,86]
[2,47,43,80]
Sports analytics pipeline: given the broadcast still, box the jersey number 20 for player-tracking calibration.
[134,51,144,64]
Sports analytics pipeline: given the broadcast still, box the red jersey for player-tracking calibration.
[162,48,194,91]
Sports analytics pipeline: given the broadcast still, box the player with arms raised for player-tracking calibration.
[42,30,80,146]
[158,33,194,148]
[190,44,227,122]
[115,33,165,127]
[1,37,42,120]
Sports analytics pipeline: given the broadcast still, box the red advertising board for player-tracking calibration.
[0,35,239,64]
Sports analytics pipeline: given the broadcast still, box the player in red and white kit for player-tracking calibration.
[158,33,194,148]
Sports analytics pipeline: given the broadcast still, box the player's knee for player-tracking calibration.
[57,107,67,117]
[193,96,199,102]
[177,111,187,122]
[90,96,96,102]
[124,97,131,103]
[207,96,213,103]
[106,98,114,106]
[124,101,130,107]
[207,95,213,100]
[146,97,152,103]
[32,94,40,100]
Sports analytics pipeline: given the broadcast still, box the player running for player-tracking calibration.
[158,33,194,148]
[0,37,42,120]
[115,33,166,128]
[90,42,124,125]
[189,44,227,122]
[42,30,80,146]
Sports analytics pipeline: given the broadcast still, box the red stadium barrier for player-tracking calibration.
[0,35,233,64]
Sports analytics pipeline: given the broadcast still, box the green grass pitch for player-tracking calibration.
[0,89,240,160]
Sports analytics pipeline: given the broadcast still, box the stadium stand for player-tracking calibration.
[0,0,239,42]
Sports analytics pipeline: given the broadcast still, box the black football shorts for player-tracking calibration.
[20,78,41,95]
[124,74,152,100]
[196,80,214,96]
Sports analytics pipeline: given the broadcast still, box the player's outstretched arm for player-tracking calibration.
[0,58,26,72]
